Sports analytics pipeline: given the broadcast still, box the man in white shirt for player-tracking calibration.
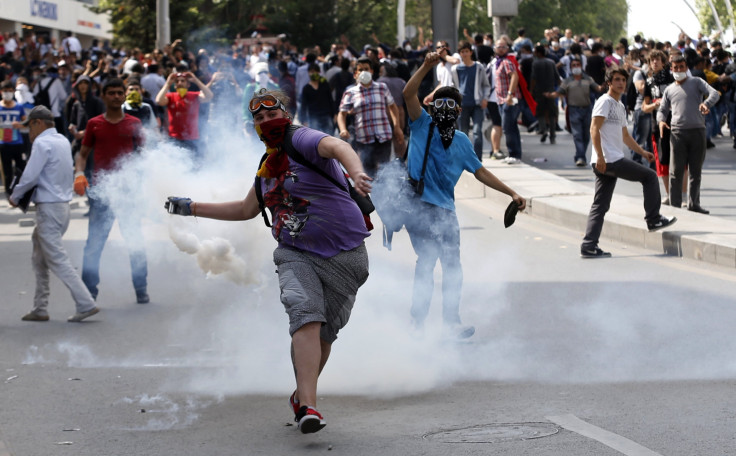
[4,32,18,54]
[423,41,460,105]
[9,106,99,322]
[140,64,166,100]
[61,31,82,57]
[580,68,676,258]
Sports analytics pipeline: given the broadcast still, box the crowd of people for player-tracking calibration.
[2,22,727,434]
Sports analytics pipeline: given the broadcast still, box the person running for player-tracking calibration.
[164,88,371,434]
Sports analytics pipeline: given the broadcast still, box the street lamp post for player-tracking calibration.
[156,0,170,51]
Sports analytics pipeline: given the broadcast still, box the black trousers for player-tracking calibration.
[582,158,661,249]
[1,142,26,194]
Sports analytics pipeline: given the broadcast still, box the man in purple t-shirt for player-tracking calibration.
[164,89,371,435]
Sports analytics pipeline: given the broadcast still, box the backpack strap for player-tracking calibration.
[254,152,271,227]
[282,125,349,193]
[411,121,434,196]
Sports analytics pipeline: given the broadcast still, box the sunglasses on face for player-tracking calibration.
[432,98,457,109]
[249,93,285,114]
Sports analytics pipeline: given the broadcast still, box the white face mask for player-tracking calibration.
[2,92,14,102]
[571,67,582,75]
[404,44,412,52]
[483,40,492,46]
[673,71,687,82]
[599,52,606,58]
[257,72,270,86]
[357,71,372,85]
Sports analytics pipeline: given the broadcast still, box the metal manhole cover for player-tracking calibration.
[423,422,559,444]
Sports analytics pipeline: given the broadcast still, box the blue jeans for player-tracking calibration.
[458,104,485,160]
[631,109,652,163]
[569,105,592,162]
[82,195,148,298]
[404,202,462,326]
[500,103,522,158]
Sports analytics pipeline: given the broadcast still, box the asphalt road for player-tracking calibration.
[1,186,735,455]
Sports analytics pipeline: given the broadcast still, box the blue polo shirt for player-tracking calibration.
[407,109,482,211]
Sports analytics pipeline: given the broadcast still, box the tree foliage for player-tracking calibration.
[695,0,734,37]
[508,0,628,42]
[91,0,630,51]
[89,0,201,49]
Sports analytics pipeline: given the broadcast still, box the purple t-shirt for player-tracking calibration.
[259,127,370,258]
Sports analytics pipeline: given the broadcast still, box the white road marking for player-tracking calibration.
[546,414,663,456]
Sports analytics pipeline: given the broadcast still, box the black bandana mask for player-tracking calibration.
[431,108,458,148]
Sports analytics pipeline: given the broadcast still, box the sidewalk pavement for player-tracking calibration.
[457,137,736,269]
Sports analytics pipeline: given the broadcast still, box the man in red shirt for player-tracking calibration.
[155,70,213,160]
[73,78,149,304]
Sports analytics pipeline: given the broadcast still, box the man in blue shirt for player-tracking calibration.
[0,80,26,195]
[403,52,526,339]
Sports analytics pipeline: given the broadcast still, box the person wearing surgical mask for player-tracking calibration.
[550,57,602,166]
[0,79,27,194]
[337,57,404,176]
[155,69,214,160]
[242,61,280,125]
[657,55,720,214]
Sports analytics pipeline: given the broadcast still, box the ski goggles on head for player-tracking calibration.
[248,93,285,115]
[432,98,457,110]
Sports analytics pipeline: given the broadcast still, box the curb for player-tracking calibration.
[458,160,736,269]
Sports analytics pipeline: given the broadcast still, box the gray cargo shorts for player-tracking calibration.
[273,243,369,343]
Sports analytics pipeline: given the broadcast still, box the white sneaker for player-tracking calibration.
[505,157,520,164]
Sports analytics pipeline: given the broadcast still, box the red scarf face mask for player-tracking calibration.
[255,117,292,178]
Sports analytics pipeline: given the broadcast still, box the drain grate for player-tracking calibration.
[423,422,559,444]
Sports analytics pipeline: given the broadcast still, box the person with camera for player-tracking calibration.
[155,70,213,160]
[164,89,371,434]
[402,51,526,339]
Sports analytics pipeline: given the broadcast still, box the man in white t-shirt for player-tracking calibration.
[581,67,676,258]
[61,31,82,56]
[422,41,460,105]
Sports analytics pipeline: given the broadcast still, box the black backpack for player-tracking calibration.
[254,125,374,229]
[34,78,54,110]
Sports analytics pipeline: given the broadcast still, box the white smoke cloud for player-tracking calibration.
[18,85,736,427]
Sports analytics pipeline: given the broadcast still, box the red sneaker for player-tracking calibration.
[296,405,326,434]
[289,391,300,420]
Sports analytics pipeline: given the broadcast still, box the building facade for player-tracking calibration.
[0,0,112,48]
